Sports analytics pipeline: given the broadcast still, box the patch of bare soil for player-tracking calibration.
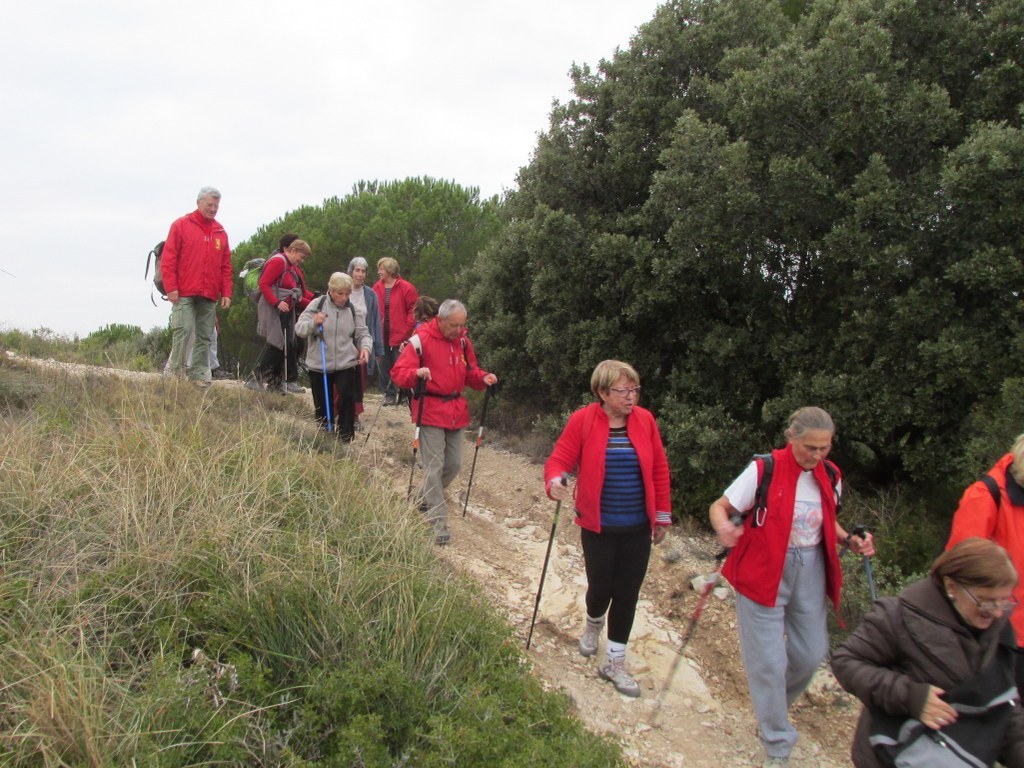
[359,395,860,768]
[5,352,859,767]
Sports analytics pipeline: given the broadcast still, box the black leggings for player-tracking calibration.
[580,527,652,644]
[309,367,358,440]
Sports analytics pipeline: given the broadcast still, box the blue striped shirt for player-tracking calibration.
[600,427,647,530]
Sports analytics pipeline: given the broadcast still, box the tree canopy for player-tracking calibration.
[464,0,1024,518]
[221,177,503,368]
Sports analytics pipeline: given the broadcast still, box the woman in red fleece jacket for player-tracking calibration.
[544,360,671,698]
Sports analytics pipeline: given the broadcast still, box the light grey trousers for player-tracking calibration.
[418,425,464,534]
[736,545,829,760]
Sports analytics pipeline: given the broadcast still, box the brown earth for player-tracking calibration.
[5,353,860,767]
[357,391,861,768]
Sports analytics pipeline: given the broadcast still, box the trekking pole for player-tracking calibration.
[280,311,289,393]
[462,382,500,517]
[318,325,332,432]
[526,474,568,650]
[362,392,384,445]
[406,378,427,500]
[848,524,877,602]
[653,513,742,724]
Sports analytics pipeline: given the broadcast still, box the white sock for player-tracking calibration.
[585,614,604,628]
[607,640,627,662]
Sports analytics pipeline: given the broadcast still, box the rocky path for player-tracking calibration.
[358,394,859,768]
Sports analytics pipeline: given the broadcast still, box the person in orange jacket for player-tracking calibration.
[947,432,1024,691]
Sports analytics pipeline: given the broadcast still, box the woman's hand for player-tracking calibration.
[313,312,327,326]
[277,300,289,313]
[358,348,369,365]
[709,497,743,549]
[919,685,958,730]
[652,526,668,545]
[548,476,569,501]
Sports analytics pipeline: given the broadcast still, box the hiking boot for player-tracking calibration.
[285,382,305,394]
[191,379,212,390]
[762,758,789,767]
[598,657,641,698]
[435,531,451,546]
[579,615,605,658]
[354,419,363,432]
[244,378,263,391]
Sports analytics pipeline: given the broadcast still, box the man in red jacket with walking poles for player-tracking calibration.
[390,299,497,545]
[160,186,232,389]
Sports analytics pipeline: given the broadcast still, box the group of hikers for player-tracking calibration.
[160,187,1024,768]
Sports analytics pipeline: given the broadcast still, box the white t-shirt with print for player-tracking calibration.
[723,461,841,548]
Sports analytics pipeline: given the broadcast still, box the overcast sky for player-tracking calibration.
[0,0,664,337]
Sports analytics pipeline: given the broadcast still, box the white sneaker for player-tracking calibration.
[598,656,641,698]
[762,758,789,767]
[578,616,605,657]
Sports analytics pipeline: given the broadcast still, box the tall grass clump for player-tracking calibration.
[0,355,624,767]
[1,324,170,372]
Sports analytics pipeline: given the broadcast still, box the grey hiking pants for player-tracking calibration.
[736,544,828,761]
[418,425,464,535]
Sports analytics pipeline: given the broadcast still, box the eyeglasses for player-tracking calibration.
[958,583,1019,614]
[608,386,642,398]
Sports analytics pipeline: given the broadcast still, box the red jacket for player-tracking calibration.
[389,318,489,430]
[544,403,672,534]
[258,254,312,313]
[373,277,418,346]
[722,445,844,609]
[947,453,1024,645]
[160,210,232,300]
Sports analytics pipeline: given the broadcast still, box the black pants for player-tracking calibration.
[310,367,358,440]
[255,341,298,384]
[580,527,652,644]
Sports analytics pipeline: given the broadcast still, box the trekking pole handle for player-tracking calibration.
[715,512,745,561]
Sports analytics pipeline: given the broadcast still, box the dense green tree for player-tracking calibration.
[464,0,1024,521]
[221,177,502,369]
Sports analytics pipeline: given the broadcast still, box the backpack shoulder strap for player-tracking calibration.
[316,295,328,313]
[823,458,842,514]
[752,453,773,527]
[981,475,1001,508]
[409,334,422,358]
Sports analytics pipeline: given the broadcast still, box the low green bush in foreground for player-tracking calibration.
[0,357,624,767]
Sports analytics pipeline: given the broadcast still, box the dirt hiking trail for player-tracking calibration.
[5,353,860,767]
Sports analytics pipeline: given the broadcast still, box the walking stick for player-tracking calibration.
[406,378,427,500]
[280,311,290,392]
[363,391,385,445]
[318,326,332,431]
[849,524,877,602]
[653,514,742,724]
[462,382,498,517]
[526,474,568,650]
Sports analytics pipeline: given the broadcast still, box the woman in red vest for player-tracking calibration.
[709,406,874,768]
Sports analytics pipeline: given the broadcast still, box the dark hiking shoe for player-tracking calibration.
[598,657,641,698]
[434,531,451,546]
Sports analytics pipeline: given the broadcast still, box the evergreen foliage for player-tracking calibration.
[464,0,1024,532]
[222,177,503,370]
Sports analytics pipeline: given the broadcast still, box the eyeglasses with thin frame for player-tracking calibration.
[958,582,1019,614]
[607,386,642,398]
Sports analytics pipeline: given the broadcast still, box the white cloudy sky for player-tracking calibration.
[0,0,664,337]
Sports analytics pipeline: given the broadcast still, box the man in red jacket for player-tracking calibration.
[160,187,233,389]
[390,299,497,544]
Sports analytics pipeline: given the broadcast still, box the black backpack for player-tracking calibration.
[144,241,166,305]
[749,452,841,526]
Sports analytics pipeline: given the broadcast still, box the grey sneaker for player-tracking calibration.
[191,379,212,390]
[579,615,605,657]
[598,657,641,698]
[285,382,305,394]
[762,758,789,767]
[244,378,263,391]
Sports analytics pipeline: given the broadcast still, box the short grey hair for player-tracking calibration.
[197,186,221,201]
[786,407,835,439]
[347,257,368,274]
[438,299,466,319]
